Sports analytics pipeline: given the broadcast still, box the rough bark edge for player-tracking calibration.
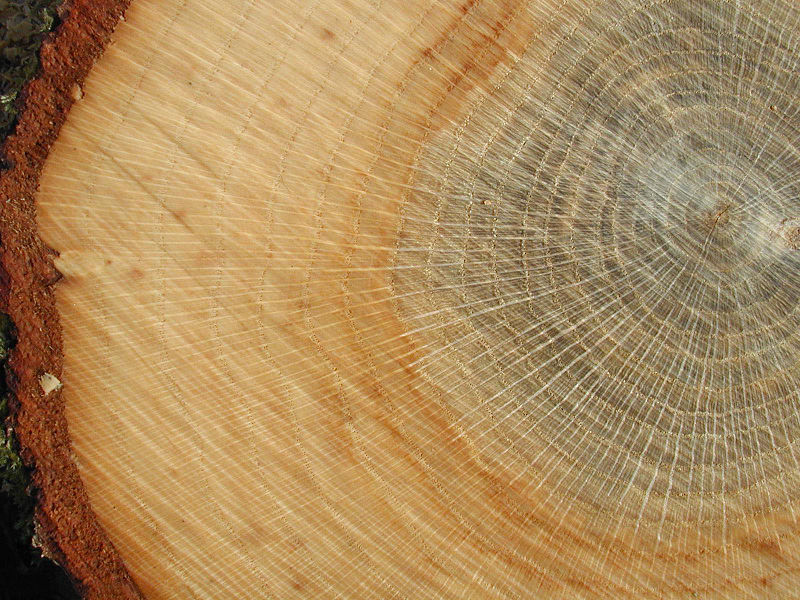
[0,0,143,598]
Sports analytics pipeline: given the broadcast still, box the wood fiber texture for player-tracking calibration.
[32,0,800,598]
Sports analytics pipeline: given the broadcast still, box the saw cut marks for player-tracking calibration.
[35,0,800,598]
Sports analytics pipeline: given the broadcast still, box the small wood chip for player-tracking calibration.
[39,373,62,395]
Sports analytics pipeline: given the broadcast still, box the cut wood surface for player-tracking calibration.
[33,0,800,597]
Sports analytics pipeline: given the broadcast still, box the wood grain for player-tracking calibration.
[34,0,800,597]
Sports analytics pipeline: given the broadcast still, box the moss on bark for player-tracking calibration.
[1,0,61,139]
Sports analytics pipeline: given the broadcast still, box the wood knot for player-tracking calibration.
[774,218,800,250]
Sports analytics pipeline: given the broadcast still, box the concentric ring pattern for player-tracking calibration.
[394,0,800,543]
[34,0,800,598]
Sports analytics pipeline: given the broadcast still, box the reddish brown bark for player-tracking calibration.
[0,1,142,598]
